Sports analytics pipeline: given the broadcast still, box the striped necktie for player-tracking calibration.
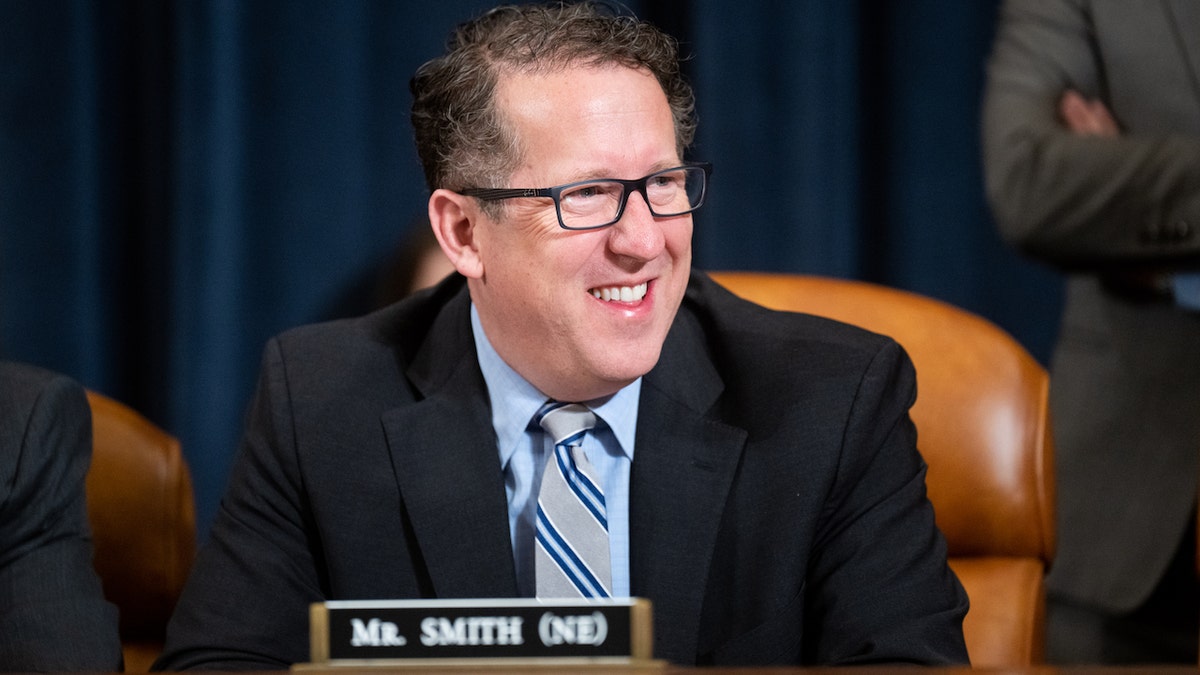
[534,401,610,598]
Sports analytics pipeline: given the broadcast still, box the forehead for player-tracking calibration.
[493,64,677,175]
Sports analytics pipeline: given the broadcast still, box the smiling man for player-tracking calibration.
[154,3,967,669]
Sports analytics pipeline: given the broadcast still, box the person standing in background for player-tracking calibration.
[982,0,1200,663]
[0,361,122,671]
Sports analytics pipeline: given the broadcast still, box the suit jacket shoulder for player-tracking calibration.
[630,273,967,666]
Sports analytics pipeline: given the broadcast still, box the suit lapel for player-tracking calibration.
[381,287,519,598]
[378,273,750,659]
[629,295,747,663]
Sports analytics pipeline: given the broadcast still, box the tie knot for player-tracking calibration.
[535,402,597,447]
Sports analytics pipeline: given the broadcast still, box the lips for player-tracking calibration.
[589,282,648,302]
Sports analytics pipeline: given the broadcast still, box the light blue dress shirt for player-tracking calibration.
[470,305,638,597]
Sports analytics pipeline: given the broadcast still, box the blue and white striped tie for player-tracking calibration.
[534,401,610,598]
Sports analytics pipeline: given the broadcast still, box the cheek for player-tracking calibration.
[661,222,694,308]
[667,220,694,256]
[487,243,565,312]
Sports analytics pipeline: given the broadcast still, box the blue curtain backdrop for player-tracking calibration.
[0,0,1062,536]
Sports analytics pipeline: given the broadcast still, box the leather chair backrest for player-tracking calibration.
[84,391,196,673]
[708,271,1055,667]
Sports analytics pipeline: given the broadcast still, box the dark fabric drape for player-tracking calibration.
[0,0,1062,535]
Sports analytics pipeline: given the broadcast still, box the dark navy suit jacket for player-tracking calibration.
[155,271,968,669]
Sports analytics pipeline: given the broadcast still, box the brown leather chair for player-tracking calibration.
[84,391,197,673]
[708,271,1055,668]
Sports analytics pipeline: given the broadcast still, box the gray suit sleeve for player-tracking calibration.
[981,0,1200,268]
[0,364,122,671]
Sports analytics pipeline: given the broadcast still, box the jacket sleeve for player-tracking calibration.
[805,340,969,665]
[0,368,122,672]
[981,0,1200,268]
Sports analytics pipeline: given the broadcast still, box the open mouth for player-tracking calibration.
[589,282,648,303]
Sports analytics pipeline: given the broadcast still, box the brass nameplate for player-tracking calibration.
[298,597,657,670]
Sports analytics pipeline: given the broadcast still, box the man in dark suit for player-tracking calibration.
[0,362,122,671]
[155,2,967,669]
[982,0,1200,663]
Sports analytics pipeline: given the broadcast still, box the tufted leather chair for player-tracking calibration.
[84,391,196,673]
[708,271,1055,668]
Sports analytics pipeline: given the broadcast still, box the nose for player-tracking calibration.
[606,190,666,262]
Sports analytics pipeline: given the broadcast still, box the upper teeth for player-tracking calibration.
[591,282,648,302]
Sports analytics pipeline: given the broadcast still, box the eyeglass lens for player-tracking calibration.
[558,166,706,229]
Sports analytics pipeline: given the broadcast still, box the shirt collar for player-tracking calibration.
[470,304,640,467]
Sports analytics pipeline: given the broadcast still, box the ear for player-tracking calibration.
[428,188,484,279]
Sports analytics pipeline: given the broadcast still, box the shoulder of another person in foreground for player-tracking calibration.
[0,361,122,673]
[0,360,92,480]
[0,360,90,421]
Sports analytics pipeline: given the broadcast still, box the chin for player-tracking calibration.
[597,348,663,389]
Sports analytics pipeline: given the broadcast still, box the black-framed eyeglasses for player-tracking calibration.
[460,162,712,231]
